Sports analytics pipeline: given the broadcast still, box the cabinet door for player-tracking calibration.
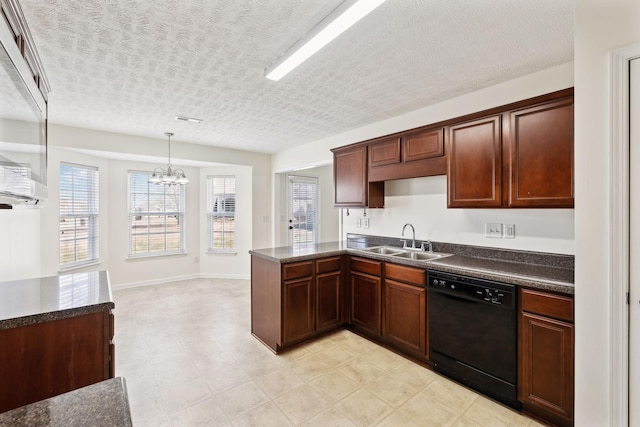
[383,279,425,355]
[402,128,444,162]
[316,271,342,332]
[349,271,382,335]
[369,137,401,167]
[507,97,574,207]
[519,312,574,423]
[282,278,314,345]
[333,145,368,207]
[447,115,502,207]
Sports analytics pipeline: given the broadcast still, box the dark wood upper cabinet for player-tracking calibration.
[402,128,444,162]
[506,97,574,207]
[369,137,401,167]
[332,144,384,208]
[447,115,502,208]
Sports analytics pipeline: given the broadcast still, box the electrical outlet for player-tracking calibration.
[357,218,362,228]
[504,224,515,239]
[485,223,503,238]
[194,256,199,263]
[363,218,370,229]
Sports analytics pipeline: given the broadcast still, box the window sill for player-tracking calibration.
[126,252,187,261]
[59,261,101,274]
[206,250,237,255]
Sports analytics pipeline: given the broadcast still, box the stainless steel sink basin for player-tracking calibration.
[359,246,405,255]
[391,251,452,261]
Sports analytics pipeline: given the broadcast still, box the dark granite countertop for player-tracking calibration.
[0,377,132,426]
[0,271,114,330]
[250,240,574,295]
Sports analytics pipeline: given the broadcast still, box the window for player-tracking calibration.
[288,175,318,245]
[59,163,99,268]
[207,176,236,251]
[128,171,185,257]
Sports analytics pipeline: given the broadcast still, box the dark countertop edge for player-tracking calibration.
[249,247,574,296]
[0,301,115,331]
[0,377,133,426]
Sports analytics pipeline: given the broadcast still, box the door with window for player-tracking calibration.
[288,175,318,246]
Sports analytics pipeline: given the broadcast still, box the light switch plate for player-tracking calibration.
[504,224,515,239]
[357,218,362,228]
[485,223,503,238]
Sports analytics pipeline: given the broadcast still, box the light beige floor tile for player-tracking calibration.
[360,346,406,371]
[374,410,421,427]
[159,378,213,412]
[274,383,330,424]
[229,401,293,427]
[314,344,357,366]
[464,396,531,427]
[192,351,237,375]
[340,335,380,354]
[423,376,479,412]
[254,366,305,398]
[236,352,288,377]
[335,388,394,426]
[216,381,270,419]
[450,415,484,427]
[365,374,421,407]
[397,392,460,426]
[128,394,168,426]
[338,359,386,384]
[388,359,438,390]
[153,359,201,388]
[299,406,358,427]
[277,345,312,363]
[308,369,360,403]
[202,364,252,393]
[291,352,336,381]
[169,396,229,426]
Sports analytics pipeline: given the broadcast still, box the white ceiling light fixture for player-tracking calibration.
[175,115,203,123]
[265,0,388,81]
[148,132,190,185]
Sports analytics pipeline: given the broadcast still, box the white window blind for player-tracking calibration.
[59,163,99,268]
[207,176,236,251]
[288,175,318,245]
[128,171,185,257]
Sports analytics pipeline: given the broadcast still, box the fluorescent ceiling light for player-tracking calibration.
[265,0,387,81]
[175,115,202,123]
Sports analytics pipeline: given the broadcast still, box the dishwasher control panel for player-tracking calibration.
[429,271,514,307]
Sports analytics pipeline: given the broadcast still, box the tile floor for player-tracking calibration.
[114,278,544,427]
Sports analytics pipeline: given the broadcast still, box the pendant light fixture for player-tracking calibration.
[148,132,189,185]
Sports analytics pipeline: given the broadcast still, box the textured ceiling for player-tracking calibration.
[19,0,573,154]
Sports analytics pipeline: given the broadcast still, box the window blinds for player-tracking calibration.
[207,176,236,251]
[59,163,99,268]
[288,175,318,245]
[127,171,186,256]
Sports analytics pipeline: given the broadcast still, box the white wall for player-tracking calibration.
[199,166,253,280]
[0,209,42,281]
[574,1,640,425]
[344,176,574,254]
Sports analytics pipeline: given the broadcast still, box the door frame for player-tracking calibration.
[610,42,640,427]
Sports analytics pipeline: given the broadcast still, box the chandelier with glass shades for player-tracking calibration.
[148,132,189,185]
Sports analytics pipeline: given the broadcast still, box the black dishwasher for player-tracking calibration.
[428,270,520,410]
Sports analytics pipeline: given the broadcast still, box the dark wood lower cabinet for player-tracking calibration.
[282,278,314,345]
[383,279,425,356]
[349,271,382,336]
[519,289,574,427]
[316,271,342,332]
[0,309,114,413]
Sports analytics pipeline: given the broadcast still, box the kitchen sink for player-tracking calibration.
[391,251,452,261]
[359,246,405,255]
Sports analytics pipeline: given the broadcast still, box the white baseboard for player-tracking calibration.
[113,273,200,290]
[112,273,249,290]
[199,273,250,280]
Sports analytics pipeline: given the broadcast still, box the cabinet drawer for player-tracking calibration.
[350,257,382,276]
[521,289,574,322]
[385,263,425,286]
[316,256,341,274]
[283,261,313,280]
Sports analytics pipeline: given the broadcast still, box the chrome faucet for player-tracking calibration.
[401,223,416,249]
[421,240,433,253]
